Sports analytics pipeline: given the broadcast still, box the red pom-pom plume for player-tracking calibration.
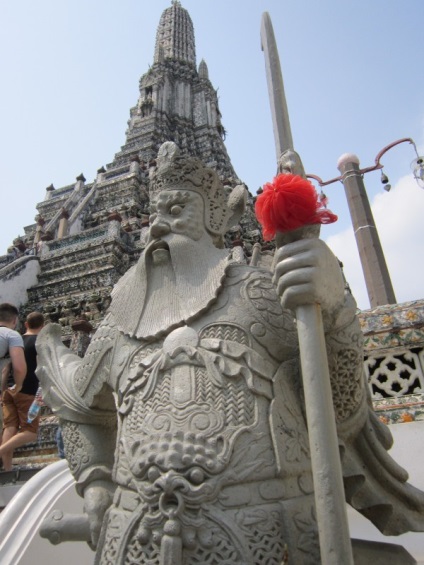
[255,173,338,241]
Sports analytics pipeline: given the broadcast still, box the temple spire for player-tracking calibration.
[154,1,196,65]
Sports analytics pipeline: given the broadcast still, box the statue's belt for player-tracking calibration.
[113,475,308,513]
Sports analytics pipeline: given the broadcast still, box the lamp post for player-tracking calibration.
[307,138,424,309]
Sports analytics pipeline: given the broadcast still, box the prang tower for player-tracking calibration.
[0,1,261,340]
[112,1,237,180]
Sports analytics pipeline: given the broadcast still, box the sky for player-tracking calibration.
[1,0,423,311]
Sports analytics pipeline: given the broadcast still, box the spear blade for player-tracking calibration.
[260,12,294,160]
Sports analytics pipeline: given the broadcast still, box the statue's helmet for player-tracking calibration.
[149,142,246,247]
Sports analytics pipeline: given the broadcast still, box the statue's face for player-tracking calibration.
[149,189,206,242]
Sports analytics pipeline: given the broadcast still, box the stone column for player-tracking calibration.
[39,231,53,256]
[130,155,140,175]
[337,153,396,308]
[33,215,45,250]
[75,173,86,192]
[107,211,122,238]
[34,216,45,239]
[57,209,69,240]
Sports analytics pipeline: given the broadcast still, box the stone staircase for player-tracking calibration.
[24,221,136,340]
[0,409,61,509]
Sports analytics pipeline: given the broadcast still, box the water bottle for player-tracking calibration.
[27,386,44,423]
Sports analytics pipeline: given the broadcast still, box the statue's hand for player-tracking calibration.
[273,238,345,319]
[83,480,115,549]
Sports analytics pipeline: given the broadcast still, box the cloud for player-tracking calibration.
[325,174,424,311]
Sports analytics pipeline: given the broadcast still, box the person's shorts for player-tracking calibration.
[2,390,40,434]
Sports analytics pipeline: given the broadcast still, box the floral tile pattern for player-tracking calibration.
[373,393,424,425]
[359,299,424,352]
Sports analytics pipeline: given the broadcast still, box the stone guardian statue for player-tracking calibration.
[37,142,424,564]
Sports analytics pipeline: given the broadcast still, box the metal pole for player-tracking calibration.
[337,154,396,308]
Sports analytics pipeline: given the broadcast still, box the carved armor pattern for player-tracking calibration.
[243,272,298,351]
[328,348,364,422]
[122,361,256,475]
[224,376,255,427]
[118,506,287,565]
[101,523,119,565]
[107,322,278,563]
[184,528,243,564]
[121,520,243,565]
[129,342,162,371]
[126,366,256,429]
[293,507,320,565]
[126,373,171,433]
[61,421,92,476]
[124,324,256,442]
[97,506,161,565]
[199,323,249,345]
[124,538,160,565]
[236,508,286,565]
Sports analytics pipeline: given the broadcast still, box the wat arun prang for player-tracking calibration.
[0,1,263,341]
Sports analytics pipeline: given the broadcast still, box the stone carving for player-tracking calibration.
[37,144,424,564]
[59,299,78,327]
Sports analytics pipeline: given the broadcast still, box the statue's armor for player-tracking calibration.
[57,264,365,565]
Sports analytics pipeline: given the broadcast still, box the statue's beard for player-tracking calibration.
[110,233,230,340]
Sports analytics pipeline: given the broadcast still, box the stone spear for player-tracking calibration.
[260,12,354,564]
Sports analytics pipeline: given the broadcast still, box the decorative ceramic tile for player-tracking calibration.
[373,393,424,425]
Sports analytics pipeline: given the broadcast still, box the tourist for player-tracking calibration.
[0,303,27,432]
[0,311,44,471]
[0,303,27,433]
